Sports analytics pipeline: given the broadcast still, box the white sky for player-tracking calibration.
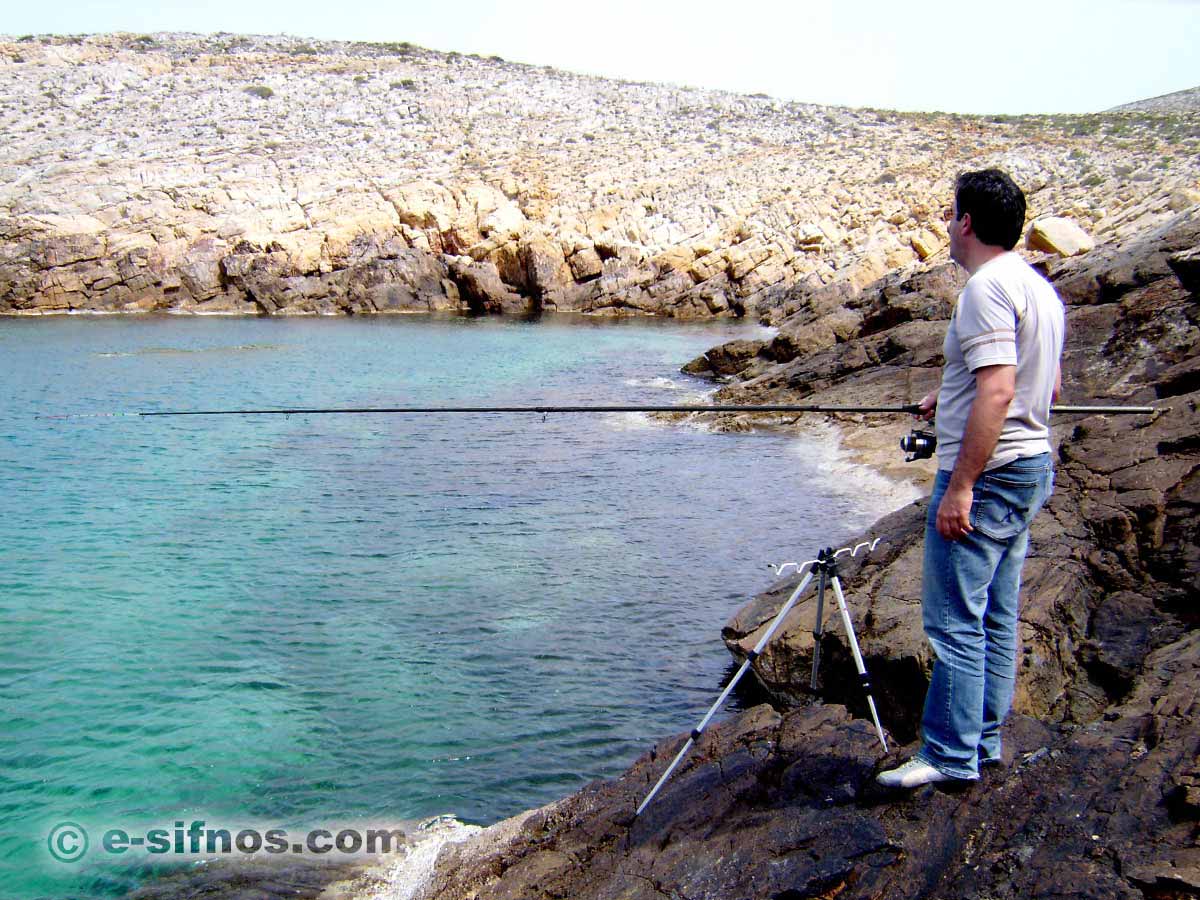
[5,0,1200,114]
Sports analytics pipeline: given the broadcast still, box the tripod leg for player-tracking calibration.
[635,569,816,816]
[810,568,827,691]
[830,575,888,751]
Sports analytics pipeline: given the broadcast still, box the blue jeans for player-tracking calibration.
[916,453,1054,779]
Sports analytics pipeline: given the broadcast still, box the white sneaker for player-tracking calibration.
[876,758,956,789]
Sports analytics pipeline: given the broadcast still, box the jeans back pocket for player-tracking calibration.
[970,468,1049,541]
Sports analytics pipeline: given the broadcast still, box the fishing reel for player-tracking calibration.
[900,429,937,462]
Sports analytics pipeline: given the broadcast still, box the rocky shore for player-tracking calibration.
[2,33,1198,321]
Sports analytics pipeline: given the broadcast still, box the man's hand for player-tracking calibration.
[917,389,938,421]
[936,485,974,540]
[939,364,1016,541]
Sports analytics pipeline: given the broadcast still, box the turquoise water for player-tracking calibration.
[0,315,905,899]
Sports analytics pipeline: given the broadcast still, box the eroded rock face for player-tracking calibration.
[2,34,1198,319]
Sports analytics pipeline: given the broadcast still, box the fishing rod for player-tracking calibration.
[46,402,1149,464]
[142,404,923,417]
[41,403,1156,420]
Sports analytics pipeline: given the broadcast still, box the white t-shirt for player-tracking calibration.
[935,252,1065,471]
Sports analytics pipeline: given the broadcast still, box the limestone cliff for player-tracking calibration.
[2,32,1197,318]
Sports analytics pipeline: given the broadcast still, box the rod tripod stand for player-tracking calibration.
[805,547,888,744]
[635,540,889,817]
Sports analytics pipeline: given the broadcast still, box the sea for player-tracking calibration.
[0,313,917,900]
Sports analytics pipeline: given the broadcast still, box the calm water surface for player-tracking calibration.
[0,315,913,899]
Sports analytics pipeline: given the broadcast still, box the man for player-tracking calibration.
[877,169,1065,789]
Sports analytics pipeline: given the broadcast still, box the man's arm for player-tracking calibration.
[936,364,1016,540]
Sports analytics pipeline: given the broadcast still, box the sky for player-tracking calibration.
[4,0,1200,115]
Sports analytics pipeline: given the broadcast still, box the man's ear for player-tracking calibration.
[959,211,973,237]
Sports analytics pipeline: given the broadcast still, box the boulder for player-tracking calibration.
[310,192,401,262]
[859,262,962,335]
[652,243,696,273]
[687,249,728,283]
[567,246,603,281]
[726,239,771,280]
[767,308,863,362]
[684,279,733,317]
[680,339,767,377]
[447,257,527,314]
[177,255,224,302]
[794,223,825,246]
[910,229,941,261]
[31,232,107,269]
[1167,187,1200,213]
[1027,217,1096,257]
[519,235,573,309]
[384,180,496,253]
[384,180,458,235]
[479,202,527,240]
[847,250,890,293]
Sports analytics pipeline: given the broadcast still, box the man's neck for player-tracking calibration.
[963,244,1009,276]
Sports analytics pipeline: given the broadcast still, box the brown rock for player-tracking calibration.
[567,246,603,281]
[680,339,767,378]
[402,623,1200,900]
[767,308,863,362]
[4,34,1199,319]
[31,233,107,269]
[518,234,572,309]
[179,256,224,302]
[1167,187,1200,212]
[653,244,696,273]
[448,257,527,314]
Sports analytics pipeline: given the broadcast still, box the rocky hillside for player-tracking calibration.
[1111,85,1200,114]
[1,32,1198,319]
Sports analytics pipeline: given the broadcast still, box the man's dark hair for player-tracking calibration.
[954,169,1026,250]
